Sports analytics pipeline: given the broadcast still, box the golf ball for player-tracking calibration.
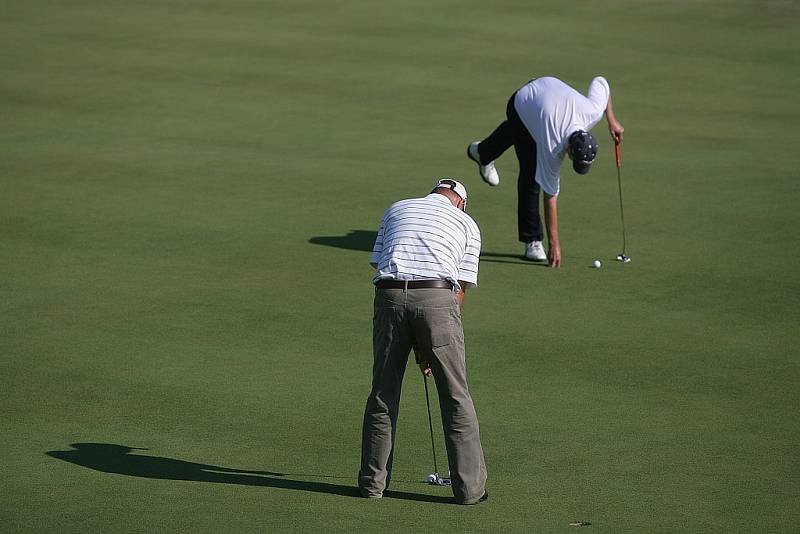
[426,474,437,483]
[593,260,601,268]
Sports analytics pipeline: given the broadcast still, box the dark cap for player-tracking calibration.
[567,130,598,175]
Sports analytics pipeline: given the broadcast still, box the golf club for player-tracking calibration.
[422,371,451,486]
[614,140,631,263]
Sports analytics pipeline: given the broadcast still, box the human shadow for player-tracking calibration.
[480,252,549,266]
[309,231,546,266]
[308,230,550,270]
[309,230,376,252]
[46,443,452,504]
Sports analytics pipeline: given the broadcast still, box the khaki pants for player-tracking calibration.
[358,286,487,504]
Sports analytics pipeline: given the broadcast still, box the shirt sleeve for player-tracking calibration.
[536,143,562,196]
[457,222,481,288]
[370,215,385,268]
[586,76,610,113]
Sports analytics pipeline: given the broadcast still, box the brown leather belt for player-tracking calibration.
[375,279,453,289]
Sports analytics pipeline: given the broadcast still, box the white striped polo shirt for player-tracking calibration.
[370,193,481,288]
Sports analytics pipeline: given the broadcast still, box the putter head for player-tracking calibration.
[426,473,452,486]
[616,254,631,263]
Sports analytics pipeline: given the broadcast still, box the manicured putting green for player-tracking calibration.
[2,1,798,532]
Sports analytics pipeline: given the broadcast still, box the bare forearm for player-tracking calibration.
[605,95,625,143]
[544,194,559,245]
[543,194,562,267]
[605,95,619,124]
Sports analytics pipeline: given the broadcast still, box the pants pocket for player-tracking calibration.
[421,306,458,349]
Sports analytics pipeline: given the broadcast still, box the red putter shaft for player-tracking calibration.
[613,139,629,261]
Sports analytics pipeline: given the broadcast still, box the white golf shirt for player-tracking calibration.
[370,193,481,289]
[514,76,610,196]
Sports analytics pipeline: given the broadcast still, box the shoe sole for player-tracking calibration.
[467,144,499,187]
[481,174,499,187]
[466,143,480,164]
[461,491,489,505]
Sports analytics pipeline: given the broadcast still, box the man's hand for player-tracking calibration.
[413,347,432,376]
[455,286,465,307]
[608,119,625,144]
[548,240,562,268]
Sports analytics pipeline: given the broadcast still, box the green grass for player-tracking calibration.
[2,0,799,532]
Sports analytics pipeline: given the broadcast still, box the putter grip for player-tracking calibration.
[615,142,621,168]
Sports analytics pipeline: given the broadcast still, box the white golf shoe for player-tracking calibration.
[467,142,500,186]
[524,241,547,262]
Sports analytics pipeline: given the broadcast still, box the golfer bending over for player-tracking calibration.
[467,75,625,267]
[358,179,488,505]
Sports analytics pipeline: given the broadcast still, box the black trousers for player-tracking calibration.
[476,94,543,243]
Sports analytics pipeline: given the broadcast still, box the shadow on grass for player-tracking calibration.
[480,252,549,266]
[46,443,453,504]
[309,230,376,252]
[308,230,545,268]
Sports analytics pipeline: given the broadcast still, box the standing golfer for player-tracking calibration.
[467,75,625,267]
[358,179,488,505]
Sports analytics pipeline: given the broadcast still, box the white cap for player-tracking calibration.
[432,178,468,200]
